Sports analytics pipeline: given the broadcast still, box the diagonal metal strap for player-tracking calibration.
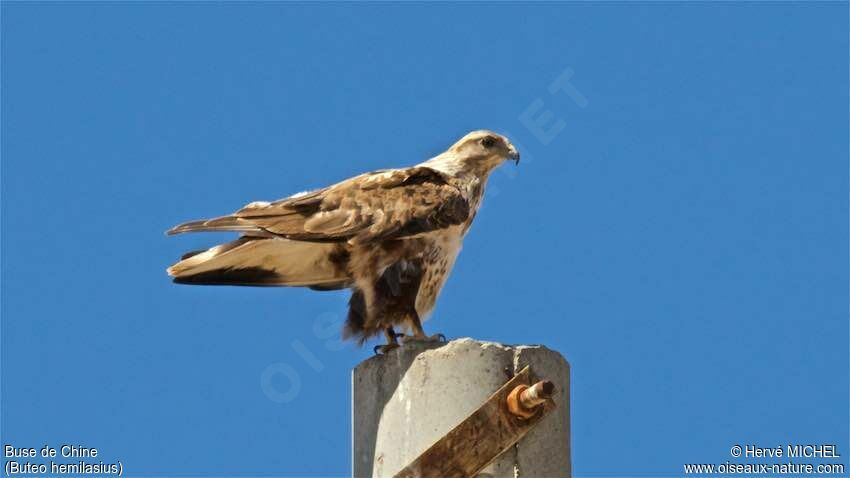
[393,366,556,478]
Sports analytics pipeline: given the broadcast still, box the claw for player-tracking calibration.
[401,333,447,345]
[374,343,400,355]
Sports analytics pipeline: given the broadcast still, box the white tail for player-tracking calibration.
[167,237,349,288]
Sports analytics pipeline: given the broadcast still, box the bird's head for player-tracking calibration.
[424,130,520,176]
[449,130,520,165]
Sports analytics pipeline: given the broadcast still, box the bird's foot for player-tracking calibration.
[373,343,400,355]
[400,333,447,345]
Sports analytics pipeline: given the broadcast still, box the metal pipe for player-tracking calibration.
[506,380,555,419]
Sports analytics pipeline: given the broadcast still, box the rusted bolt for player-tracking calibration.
[506,380,555,419]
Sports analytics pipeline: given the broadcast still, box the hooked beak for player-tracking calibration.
[507,145,520,165]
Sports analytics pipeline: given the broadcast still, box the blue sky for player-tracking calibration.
[2,2,847,476]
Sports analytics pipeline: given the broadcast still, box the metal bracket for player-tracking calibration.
[393,365,556,478]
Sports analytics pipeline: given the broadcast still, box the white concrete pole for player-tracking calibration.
[352,338,571,477]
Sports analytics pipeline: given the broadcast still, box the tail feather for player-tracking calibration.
[168,237,351,288]
[180,249,207,261]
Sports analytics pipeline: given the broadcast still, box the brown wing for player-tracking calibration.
[168,167,470,244]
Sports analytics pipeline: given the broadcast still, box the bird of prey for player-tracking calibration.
[167,130,519,353]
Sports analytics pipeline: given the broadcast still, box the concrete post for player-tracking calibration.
[352,338,571,478]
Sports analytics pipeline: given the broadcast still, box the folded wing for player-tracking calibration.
[167,166,470,244]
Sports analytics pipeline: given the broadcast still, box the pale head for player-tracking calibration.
[422,130,520,176]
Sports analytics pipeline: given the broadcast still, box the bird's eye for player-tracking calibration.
[481,136,497,148]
